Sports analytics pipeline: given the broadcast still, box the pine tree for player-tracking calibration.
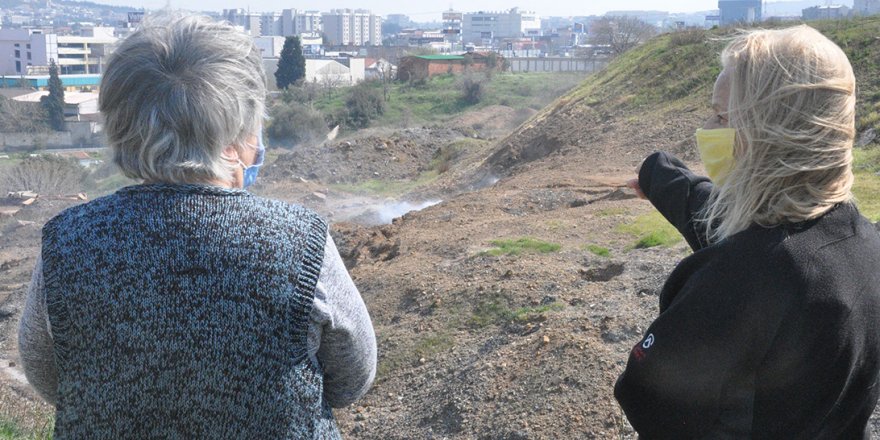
[275,36,306,90]
[40,59,65,131]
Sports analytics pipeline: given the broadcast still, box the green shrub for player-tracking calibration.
[344,82,385,129]
[267,102,327,147]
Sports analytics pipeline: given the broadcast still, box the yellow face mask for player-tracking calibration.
[695,128,736,185]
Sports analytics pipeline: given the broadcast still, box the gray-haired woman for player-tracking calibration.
[18,13,376,439]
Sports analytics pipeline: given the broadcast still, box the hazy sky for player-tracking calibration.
[124,0,721,19]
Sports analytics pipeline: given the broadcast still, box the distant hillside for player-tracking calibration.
[478,17,880,179]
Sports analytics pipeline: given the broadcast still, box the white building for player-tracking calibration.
[322,9,382,46]
[254,36,285,58]
[56,27,116,75]
[462,8,541,45]
[0,27,116,76]
[13,91,99,119]
[262,57,365,91]
[853,0,880,15]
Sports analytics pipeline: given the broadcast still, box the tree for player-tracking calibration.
[589,16,657,55]
[344,83,385,129]
[275,36,306,90]
[40,59,65,131]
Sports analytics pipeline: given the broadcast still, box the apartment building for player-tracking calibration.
[322,9,382,46]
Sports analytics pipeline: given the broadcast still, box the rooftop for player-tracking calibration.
[416,55,466,60]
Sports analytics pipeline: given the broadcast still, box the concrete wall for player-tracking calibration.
[0,132,72,149]
[506,57,608,73]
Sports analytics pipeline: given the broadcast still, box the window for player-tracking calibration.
[15,61,21,72]
[26,52,31,60]
[14,43,19,47]
[14,50,20,58]
[26,44,30,49]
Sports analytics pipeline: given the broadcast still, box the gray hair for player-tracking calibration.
[100,12,266,184]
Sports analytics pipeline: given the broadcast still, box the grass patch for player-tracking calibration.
[303,71,587,130]
[852,147,880,221]
[853,170,880,222]
[616,211,682,248]
[0,417,53,440]
[586,244,611,257]
[331,171,438,196]
[594,207,628,217]
[484,237,561,256]
[413,333,455,359]
[376,332,455,379]
[471,299,565,328]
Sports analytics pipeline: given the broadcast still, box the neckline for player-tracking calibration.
[116,182,248,197]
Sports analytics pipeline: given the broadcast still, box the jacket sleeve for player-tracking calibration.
[309,234,377,408]
[639,151,714,251]
[17,255,59,405]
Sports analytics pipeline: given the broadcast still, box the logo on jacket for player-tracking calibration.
[631,333,655,362]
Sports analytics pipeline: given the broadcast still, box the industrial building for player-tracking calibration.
[718,1,762,25]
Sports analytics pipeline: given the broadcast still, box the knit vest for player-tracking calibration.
[41,183,341,439]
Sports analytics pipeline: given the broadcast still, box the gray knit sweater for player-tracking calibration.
[18,184,376,439]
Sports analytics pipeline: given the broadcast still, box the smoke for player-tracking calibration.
[374,200,441,224]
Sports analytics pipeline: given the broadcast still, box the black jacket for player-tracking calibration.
[614,152,880,439]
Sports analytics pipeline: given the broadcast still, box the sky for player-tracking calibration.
[119,0,722,20]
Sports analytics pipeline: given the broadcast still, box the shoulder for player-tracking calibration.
[661,226,804,311]
[248,195,328,234]
[42,193,123,237]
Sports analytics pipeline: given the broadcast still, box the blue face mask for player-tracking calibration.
[239,132,265,188]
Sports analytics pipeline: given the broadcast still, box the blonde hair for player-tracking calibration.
[702,25,856,242]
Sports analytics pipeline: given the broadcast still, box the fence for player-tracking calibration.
[506,57,608,73]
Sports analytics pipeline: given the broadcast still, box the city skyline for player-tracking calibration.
[84,0,723,19]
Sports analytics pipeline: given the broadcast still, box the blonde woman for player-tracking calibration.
[616,26,880,438]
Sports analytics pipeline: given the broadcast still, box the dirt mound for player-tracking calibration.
[264,127,470,185]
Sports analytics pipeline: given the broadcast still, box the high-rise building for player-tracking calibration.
[260,12,283,36]
[461,8,541,45]
[280,9,323,37]
[322,9,382,46]
[718,1,762,26]
[853,0,880,15]
[222,9,261,37]
[295,11,323,35]
[442,10,463,46]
